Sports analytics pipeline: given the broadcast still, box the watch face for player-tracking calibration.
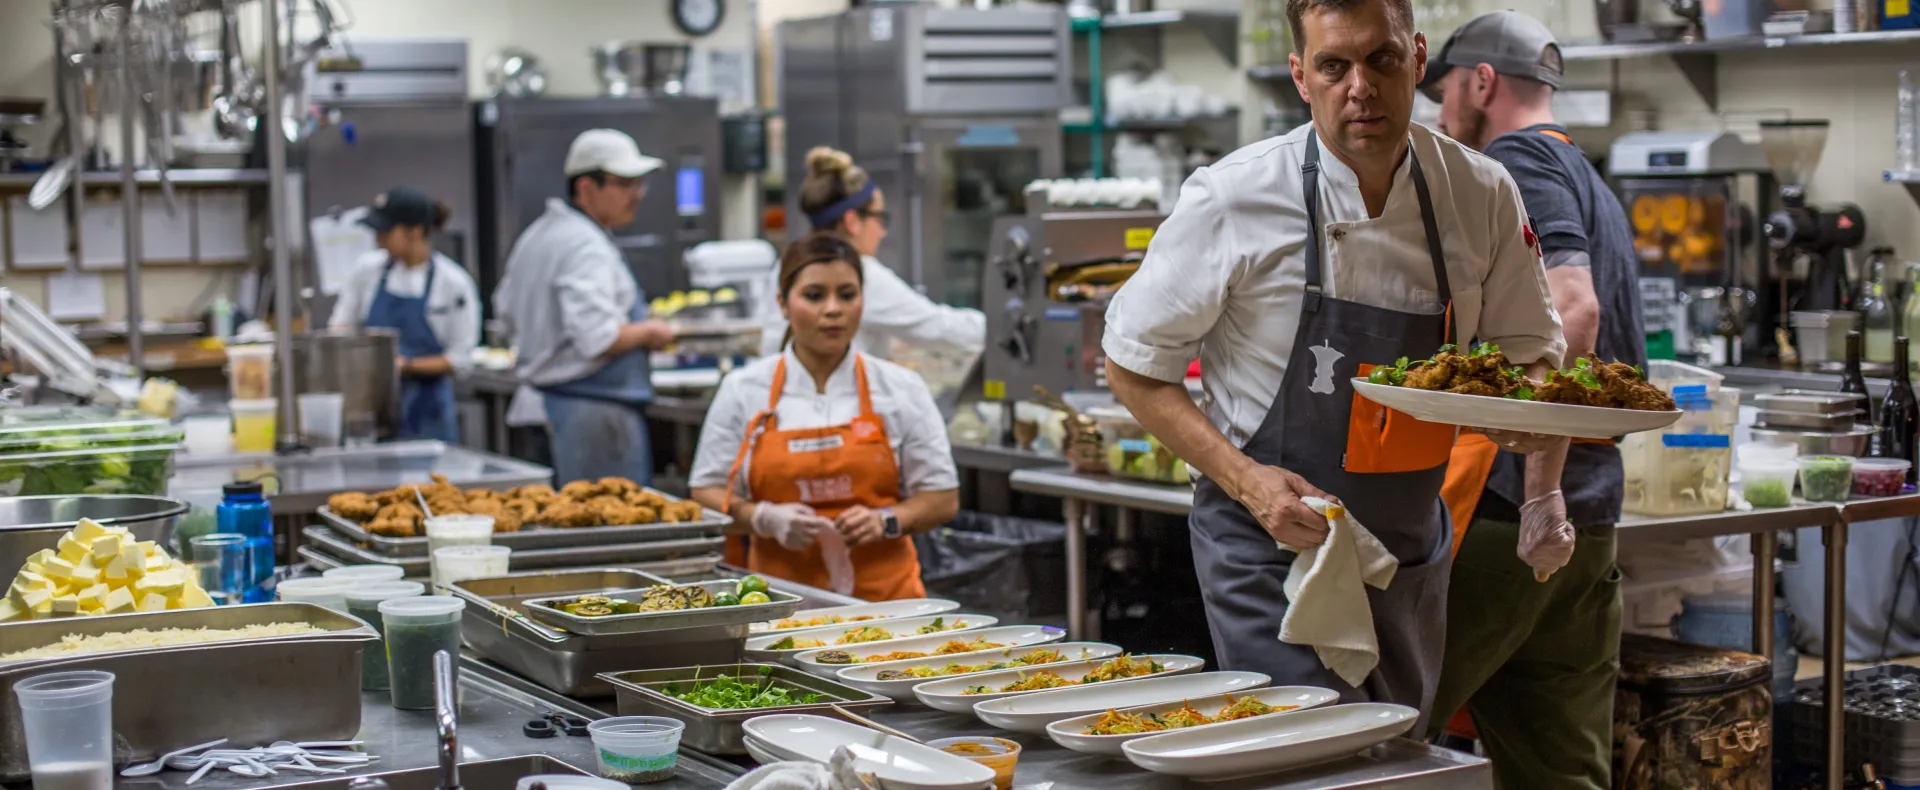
[675,0,724,36]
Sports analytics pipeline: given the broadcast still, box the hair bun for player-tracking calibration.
[805,146,854,179]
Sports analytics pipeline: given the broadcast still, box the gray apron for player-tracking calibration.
[1190,132,1456,730]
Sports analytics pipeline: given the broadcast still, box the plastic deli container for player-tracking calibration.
[430,545,511,594]
[587,716,686,784]
[276,577,353,613]
[1798,455,1856,503]
[230,399,277,453]
[323,565,408,584]
[345,581,426,692]
[424,515,496,556]
[297,392,346,449]
[928,737,1021,790]
[1852,458,1912,498]
[1086,406,1191,484]
[379,596,467,710]
[14,670,116,790]
[1738,456,1800,509]
[0,442,181,497]
[227,344,275,400]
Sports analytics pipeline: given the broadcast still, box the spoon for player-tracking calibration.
[121,739,229,776]
[830,704,921,744]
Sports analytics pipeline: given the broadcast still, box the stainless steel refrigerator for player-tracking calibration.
[778,5,1070,309]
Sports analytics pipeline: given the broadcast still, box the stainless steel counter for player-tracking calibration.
[170,441,552,511]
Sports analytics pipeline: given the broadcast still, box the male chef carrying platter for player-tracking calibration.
[1103,0,1569,722]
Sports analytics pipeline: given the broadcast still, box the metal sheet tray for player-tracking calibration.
[448,569,754,697]
[1757,389,1869,414]
[301,525,726,576]
[522,580,802,636]
[0,602,376,780]
[316,492,729,557]
[600,663,892,754]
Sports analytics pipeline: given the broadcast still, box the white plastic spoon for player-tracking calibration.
[121,739,229,776]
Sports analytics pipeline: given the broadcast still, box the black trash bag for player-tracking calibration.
[914,511,1067,623]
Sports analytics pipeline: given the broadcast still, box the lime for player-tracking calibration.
[713,593,741,607]
[740,591,772,605]
[738,574,770,597]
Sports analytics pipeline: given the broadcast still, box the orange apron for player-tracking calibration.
[724,355,926,601]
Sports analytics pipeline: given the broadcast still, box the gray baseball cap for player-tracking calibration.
[1419,10,1563,100]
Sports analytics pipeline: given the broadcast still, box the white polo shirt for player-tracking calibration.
[1102,122,1566,448]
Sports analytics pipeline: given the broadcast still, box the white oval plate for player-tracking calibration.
[1122,702,1418,781]
[911,654,1204,715]
[744,735,797,766]
[971,670,1266,734]
[1351,379,1681,439]
[1045,686,1340,757]
[745,614,997,664]
[789,625,1066,679]
[748,598,961,635]
[741,714,995,790]
[835,642,1123,702]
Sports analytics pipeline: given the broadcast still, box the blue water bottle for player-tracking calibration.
[217,480,275,602]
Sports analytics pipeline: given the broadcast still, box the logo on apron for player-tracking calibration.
[795,475,855,503]
[1309,341,1345,395]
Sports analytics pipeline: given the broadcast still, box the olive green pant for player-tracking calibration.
[1426,517,1623,790]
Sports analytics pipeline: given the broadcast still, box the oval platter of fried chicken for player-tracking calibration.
[1350,343,1682,440]
[318,474,726,555]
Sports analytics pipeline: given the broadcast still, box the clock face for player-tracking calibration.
[675,0,724,37]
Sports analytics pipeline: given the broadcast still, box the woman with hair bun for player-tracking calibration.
[758,146,985,362]
[328,186,480,442]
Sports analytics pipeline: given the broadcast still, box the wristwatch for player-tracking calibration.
[880,508,901,539]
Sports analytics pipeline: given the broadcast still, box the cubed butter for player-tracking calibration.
[15,571,51,590]
[136,540,158,555]
[135,569,185,595]
[49,595,79,616]
[144,552,171,572]
[89,533,123,561]
[72,519,108,543]
[75,583,108,607]
[40,555,77,582]
[71,554,102,586]
[21,587,53,613]
[176,586,214,609]
[56,535,87,563]
[25,549,54,568]
[0,599,24,622]
[102,586,136,613]
[138,592,170,612]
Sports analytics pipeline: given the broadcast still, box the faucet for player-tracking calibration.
[435,650,460,790]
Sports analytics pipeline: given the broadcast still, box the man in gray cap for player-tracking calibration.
[1420,11,1646,789]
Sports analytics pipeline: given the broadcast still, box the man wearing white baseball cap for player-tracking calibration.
[494,128,677,485]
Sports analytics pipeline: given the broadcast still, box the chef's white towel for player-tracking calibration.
[818,529,856,597]
[724,747,874,790]
[1276,496,1400,688]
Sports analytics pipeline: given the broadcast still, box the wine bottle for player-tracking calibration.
[1843,330,1875,425]
[1884,336,1919,485]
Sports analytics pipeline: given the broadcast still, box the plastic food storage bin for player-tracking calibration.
[1086,406,1190,484]
[1623,433,1733,516]
[0,442,181,497]
[227,344,275,400]
[587,716,685,784]
[230,399,277,453]
[1797,456,1855,502]
[1738,456,1799,508]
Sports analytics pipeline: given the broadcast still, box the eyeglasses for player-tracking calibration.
[600,175,647,193]
[857,208,889,227]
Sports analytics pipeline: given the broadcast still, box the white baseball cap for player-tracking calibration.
[563,128,664,178]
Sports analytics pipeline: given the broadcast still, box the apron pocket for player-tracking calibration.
[1345,365,1456,474]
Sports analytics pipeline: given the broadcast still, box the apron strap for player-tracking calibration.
[766,356,788,411]
[1405,147,1454,306]
[727,356,790,515]
[1300,133,1454,324]
[853,355,876,418]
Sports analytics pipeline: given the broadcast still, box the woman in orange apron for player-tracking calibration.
[688,233,961,601]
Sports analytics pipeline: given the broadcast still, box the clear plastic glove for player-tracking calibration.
[752,502,834,551]
[1518,490,1577,582]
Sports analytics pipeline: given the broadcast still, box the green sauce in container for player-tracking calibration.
[378,595,466,710]
[345,581,425,692]
[1798,455,1856,503]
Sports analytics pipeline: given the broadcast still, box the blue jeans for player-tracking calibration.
[541,393,652,487]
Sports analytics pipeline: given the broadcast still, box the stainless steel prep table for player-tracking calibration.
[1009,465,1920,790]
[171,440,552,512]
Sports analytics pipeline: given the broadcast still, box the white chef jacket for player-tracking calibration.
[1102,122,1566,448]
[688,349,959,500]
[327,251,481,374]
[493,199,642,389]
[756,255,987,361]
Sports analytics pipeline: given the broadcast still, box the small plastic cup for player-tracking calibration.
[345,581,426,692]
[323,565,408,584]
[1797,455,1856,503]
[190,533,250,604]
[587,716,686,784]
[927,737,1021,790]
[14,670,116,790]
[425,514,496,557]
[1738,457,1800,509]
[298,392,346,448]
[226,344,275,400]
[379,596,467,710]
[1853,457,1912,498]
[229,399,278,453]
[430,544,511,593]
[276,577,354,613]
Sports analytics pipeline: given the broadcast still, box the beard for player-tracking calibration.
[1446,104,1489,151]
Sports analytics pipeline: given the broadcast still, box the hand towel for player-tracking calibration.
[818,529,856,596]
[1277,496,1400,688]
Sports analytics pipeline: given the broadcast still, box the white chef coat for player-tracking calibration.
[756,255,986,361]
[689,349,959,500]
[493,198,642,388]
[327,250,481,374]
[1102,122,1566,448]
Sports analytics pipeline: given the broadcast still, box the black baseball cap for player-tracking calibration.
[359,186,437,232]
[1419,10,1564,101]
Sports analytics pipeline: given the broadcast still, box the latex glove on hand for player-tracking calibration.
[1518,490,1577,582]
[752,502,834,551]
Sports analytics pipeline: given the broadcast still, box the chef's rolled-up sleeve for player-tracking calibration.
[557,249,628,360]
[1102,169,1234,384]
[1476,174,1567,369]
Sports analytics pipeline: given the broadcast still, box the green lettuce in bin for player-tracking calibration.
[0,443,178,496]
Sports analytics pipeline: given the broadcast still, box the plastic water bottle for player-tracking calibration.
[1899,70,1919,174]
[217,481,275,603]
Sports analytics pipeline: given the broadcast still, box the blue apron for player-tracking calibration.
[365,256,458,443]
[538,277,654,485]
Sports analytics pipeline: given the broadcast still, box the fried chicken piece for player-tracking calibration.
[367,518,417,538]
[660,501,705,523]
[599,504,656,526]
[1446,380,1506,398]
[328,492,380,522]
[537,500,600,528]
[1402,356,1460,390]
[505,499,541,522]
[369,502,425,537]
[462,498,524,533]
[1535,373,1601,406]
[465,488,501,503]
[626,490,669,509]
[510,484,558,506]
[598,477,641,496]
[559,480,600,501]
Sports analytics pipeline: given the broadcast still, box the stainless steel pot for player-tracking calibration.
[292,330,400,443]
[0,494,187,572]
[592,42,690,97]
[1749,425,1876,457]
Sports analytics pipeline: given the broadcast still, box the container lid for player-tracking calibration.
[1853,457,1912,471]
[1798,454,1856,469]
[0,441,183,463]
[1617,633,1770,692]
[0,414,175,447]
[224,480,264,497]
[276,577,352,602]
[432,545,511,559]
[1737,455,1798,474]
[324,564,408,583]
[226,344,275,358]
[378,594,467,621]
[345,581,426,606]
